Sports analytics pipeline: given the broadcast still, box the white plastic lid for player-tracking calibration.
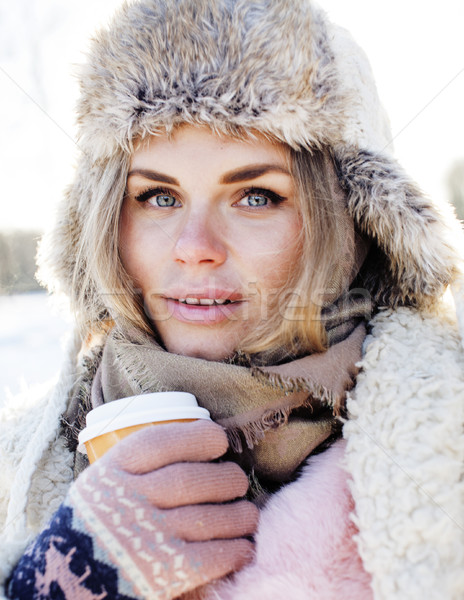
[77,392,210,449]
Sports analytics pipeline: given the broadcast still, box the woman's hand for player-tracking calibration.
[71,419,258,597]
[8,420,258,600]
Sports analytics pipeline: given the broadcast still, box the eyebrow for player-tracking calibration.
[127,164,291,186]
[127,169,179,185]
[220,164,291,184]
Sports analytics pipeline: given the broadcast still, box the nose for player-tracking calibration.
[173,210,227,267]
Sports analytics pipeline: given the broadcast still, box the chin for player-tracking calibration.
[162,336,236,362]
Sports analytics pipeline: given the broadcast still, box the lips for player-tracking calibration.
[159,290,245,324]
[164,288,244,303]
[176,297,239,306]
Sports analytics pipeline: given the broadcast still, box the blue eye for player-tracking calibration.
[245,194,268,207]
[135,187,180,207]
[236,187,285,208]
[154,194,176,207]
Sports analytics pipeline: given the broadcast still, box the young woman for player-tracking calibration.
[1,1,463,599]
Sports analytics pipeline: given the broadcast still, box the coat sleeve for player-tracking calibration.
[0,384,75,599]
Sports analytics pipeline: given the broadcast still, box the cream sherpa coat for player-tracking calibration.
[0,302,463,599]
[1,0,464,598]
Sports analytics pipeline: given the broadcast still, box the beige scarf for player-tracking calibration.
[86,319,366,485]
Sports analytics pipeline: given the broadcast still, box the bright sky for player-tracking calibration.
[1,0,463,231]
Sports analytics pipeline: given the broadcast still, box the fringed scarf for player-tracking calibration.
[63,302,368,485]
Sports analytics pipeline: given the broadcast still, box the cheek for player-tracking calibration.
[243,221,301,288]
[119,207,158,288]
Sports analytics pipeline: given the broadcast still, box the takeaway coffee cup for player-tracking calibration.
[77,391,210,463]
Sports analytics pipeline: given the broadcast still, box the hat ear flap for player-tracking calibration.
[37,183,83,299]
[37,154,125,327]
[336,150,462,309]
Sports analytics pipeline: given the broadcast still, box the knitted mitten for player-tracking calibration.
[7,421,258,599]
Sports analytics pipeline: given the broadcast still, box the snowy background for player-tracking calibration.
[1,0,463,403]
[0,292,71,404]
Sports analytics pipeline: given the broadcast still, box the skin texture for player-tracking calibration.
[120,125,302,360]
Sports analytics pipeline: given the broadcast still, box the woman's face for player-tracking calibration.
[120,125,302,360]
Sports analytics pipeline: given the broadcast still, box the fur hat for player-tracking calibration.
[39,0,464,324]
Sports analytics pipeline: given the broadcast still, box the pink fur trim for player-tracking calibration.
[204,439,373,600]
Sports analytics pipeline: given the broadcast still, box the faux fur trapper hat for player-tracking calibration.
[40,0,464,326]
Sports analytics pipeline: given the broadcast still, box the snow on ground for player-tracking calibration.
[0,292,72,406]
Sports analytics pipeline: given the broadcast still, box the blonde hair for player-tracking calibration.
[69,140,348,356]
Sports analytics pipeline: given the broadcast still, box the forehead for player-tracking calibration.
[130,125,291,171]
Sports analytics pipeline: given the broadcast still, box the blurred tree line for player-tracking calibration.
[447,159,464,221]
[0,231,43,294]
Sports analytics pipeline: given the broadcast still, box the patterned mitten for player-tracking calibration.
[7,420,258,600]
